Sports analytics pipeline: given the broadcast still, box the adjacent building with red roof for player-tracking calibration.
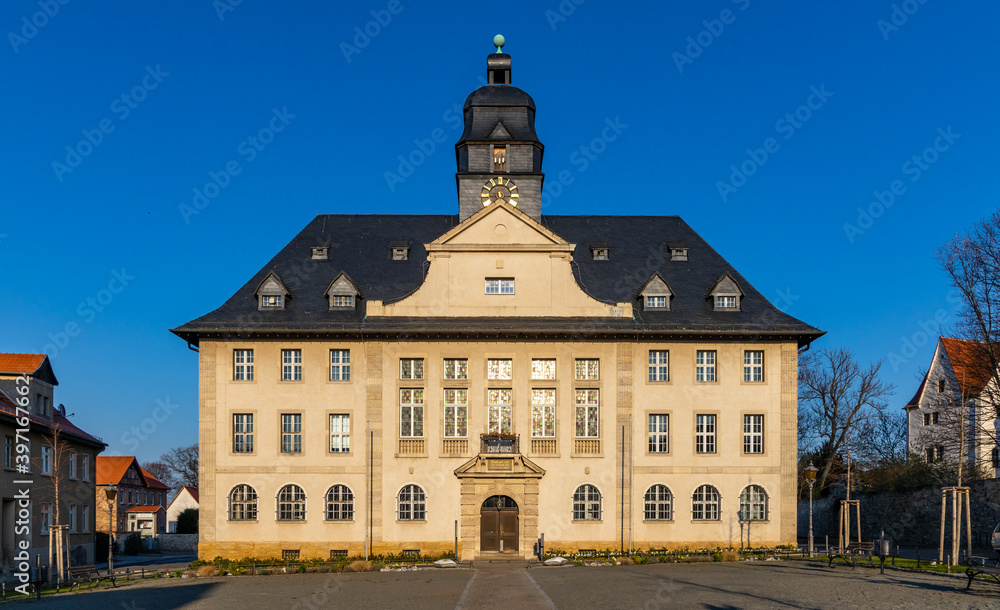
[96,456,170,536]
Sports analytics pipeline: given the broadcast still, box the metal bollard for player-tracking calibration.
[916,548,920,569]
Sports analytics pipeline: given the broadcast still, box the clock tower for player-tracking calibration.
[456,36,545,221]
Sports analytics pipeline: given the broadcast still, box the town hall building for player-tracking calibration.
[171,39,823,560]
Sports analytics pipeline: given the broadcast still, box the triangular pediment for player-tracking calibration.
[255,271,288,296]
[639,273,673,298]
[489,122,511,139]
[454,453,545,478]
[430,200,570,250]
[324,272,360,298]
[707,273,744,298]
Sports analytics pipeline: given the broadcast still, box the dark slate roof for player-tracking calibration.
[171,214,823,344]
[458,86,539,143]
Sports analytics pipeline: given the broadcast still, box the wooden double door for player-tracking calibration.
[480,495,519,553]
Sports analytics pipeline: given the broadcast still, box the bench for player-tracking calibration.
[67,565,116,590]
[966,556,1000,591]
[828,542,875,568]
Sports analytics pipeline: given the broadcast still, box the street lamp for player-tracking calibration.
[104,484,118,576]
[805,462,818,558]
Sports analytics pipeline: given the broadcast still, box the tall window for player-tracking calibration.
[397,484,426,521]
[277,484,306,521]
[229,484,258,521]
[281,349,302,381]
[739,485,768,520]
[572,484,601,520]
[233,413,254,453]
[69,504,77,533]
[234,349,254,381]
[325,485,354,521]
[695,414,717,454]
[648,414,669,453]
[692,485,720,520]
[4,436,11,469]
[648,350,669,382]
[81,455,89,481]
[444,358,468,380]
[485,278,515,294]
[743,350,764,382]
[487,358,513,380]
[575,390,600,437]
[444,389,468,438]
[330,414,350,452]
[488,389,513,434]
[281,414,302,453]
[330,349,351,381]
[575,358,599,380]
[743,414,764,454]
[531,359,556,380]
[696,350,716,382]
[644,485,673,520]
[400,389,424,437]
[69,452,77,480]
[41,446,52,475]
[400,358,424,380]
[82,505,90,533]
[531,389,556,438]
[40,503,51,533]
[493,145,506,172]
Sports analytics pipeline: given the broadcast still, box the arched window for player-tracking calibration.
[326,485,354,521]
[644,485,673,521]
[692,485,720,521]
[572,484,602,520]
[228,484,258,521]
[739,485,768,521]
[277,484,306,521]
[397,484,425,521]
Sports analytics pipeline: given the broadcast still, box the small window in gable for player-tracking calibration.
[311,247,328,260]
[639,273,672,311]
[646,296,666,309]
[392,247,408,261]
[325,272,360,311]
[709,273,743,312]
[671,248,688,261]
[493,145,507,172]
[255,272,289,311]
[261,295,283,308]
[592,247,609,261]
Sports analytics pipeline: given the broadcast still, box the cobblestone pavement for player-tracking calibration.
[25,559,1000,609]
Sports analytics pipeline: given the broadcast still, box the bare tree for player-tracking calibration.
[160,444,198,487]
[142,460,178,491]
[799,348,895,492]
[36,424,72,584]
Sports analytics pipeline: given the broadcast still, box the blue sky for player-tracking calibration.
[2,1,997,464]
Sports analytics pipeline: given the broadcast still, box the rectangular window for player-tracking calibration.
[488,389,513,434]
[743,350,764,382]
[645,296,666,308]
[5,436,12,469]
[716,295,737,308]
[648,414,669,453]
[485,278,515,294]
[938,379,945,393]
[330,349,351,381]
[575,389,600,437]
[923,413,931,426]
[330,414,350,453]
[444,389,468,438]
[493,145,506,172]
[696,350,716,382]
[332,295,354,308]
[281,349,302,381]
[40,503,51,534]
[400,358,424,380]
[69,504,77,533]
[81,455,89,481]
[531,389,556,438]
[280,414,302,453]
[575,359,599,380]
[932,412,939,424]
[41,445,52,475]
[487,358,513,380]
[696,414,717,454]
[444,358,469,380]
[69,452,77,480]
[648,350,669,382]
[261,295,283,308]
[82,505,90,533]
[743,414,764,454]
[233,413,254,453]
[234,349,254,381]
[400,389,425,437]
[531,359,556,380]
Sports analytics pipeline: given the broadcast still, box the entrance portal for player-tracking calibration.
[480,495,519,553]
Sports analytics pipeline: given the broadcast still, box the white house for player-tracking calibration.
[166,486,199,533]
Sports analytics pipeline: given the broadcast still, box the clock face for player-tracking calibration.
[480,176,518,207]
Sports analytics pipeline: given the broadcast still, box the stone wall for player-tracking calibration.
[158,534,199,553]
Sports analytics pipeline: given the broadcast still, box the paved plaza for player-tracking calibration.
[25,559,1000,609]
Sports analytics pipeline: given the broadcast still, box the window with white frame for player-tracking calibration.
[743,414,764,454]
[739,485,768,520]
[575,389,599,438]
[488,389,513,434]
[281,349,302,381]
[644,485,673,520]
[397,484,426,520]
[444,358,468,380]
[645,296,667,309]
[82,505,90,533]
[444,389,468,438]
[69,452,77,480]
[531,389,556,438]
[400,358,424,380]
[572,484,601,520]
[400,389,424,437]
[696,350,716,382]
[281,414,302,453]
[692,485,721,520]
[695,414,717,454]
[229,484,258,521]
[233,413,254,453]
[575,358,599,380]
[234,349,254,381]
[325,485,354,520]
[330,349,351,381]
[69,504,77,533]
[277,484,306,521]
[485,278,515,294]
[648,350,669,382]
[331,295,354,308]
[487,358,513,380]
[81,455,89,481]
[743,350,764,382]
[715,295,737,309]
[648,414,669,453]
[41,445,52,475]
[40,503,51,533]
[330,414,350,452]
[531,359,556,380]
[261,295,283,308]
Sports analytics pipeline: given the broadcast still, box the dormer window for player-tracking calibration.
[325,272,360,311]
[261,295,283,308]
[592,247,609,261]
[639,273,672,312]
[708,273,743,311]
[311,247,328,260]
[646,296,667,309]
[331,295,354,308]
[392,247,408,261]
[715,296,737,309]
[493,145,507,172]
[670,248,688,261]
[255,272,289,311]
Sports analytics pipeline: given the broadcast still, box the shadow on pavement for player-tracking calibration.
[37,582,220,610]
